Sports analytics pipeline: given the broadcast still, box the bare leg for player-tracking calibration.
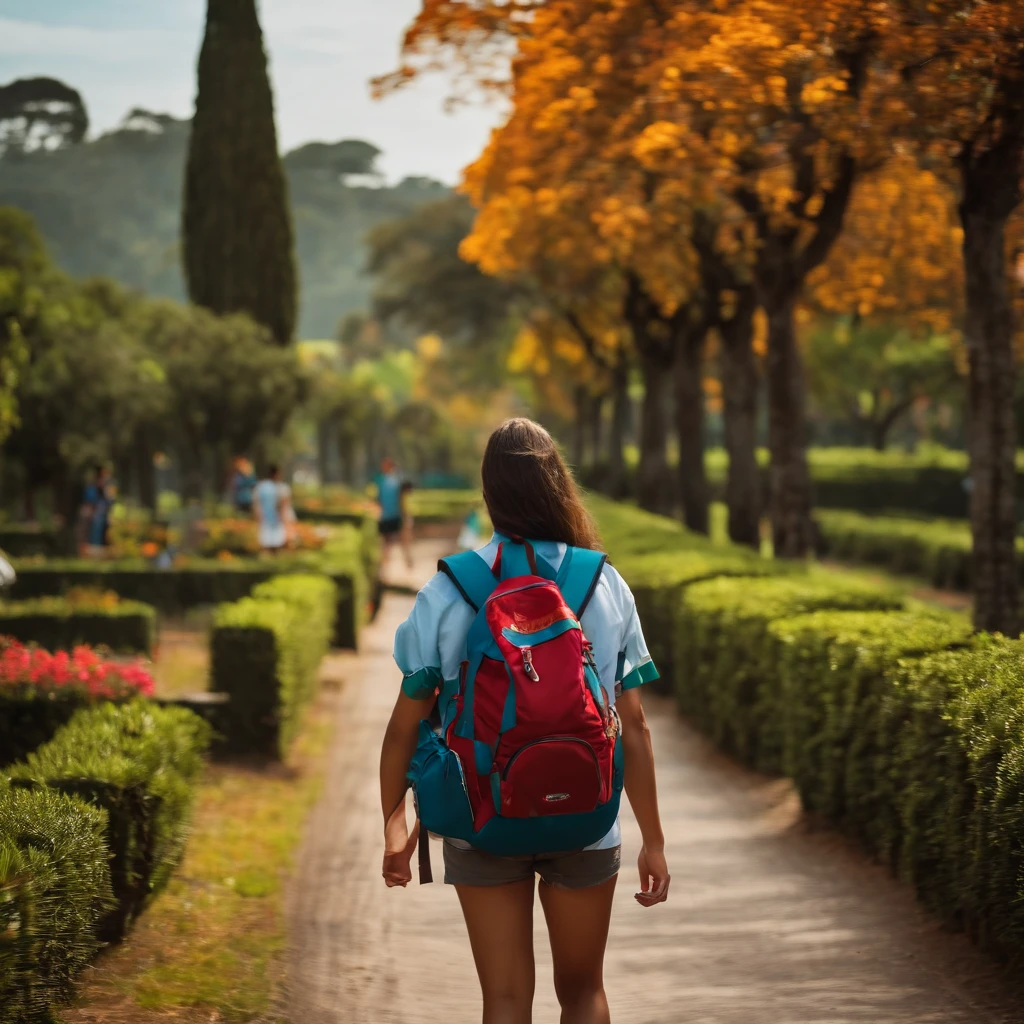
[540,876,617,1024]
[456,880,536,1024]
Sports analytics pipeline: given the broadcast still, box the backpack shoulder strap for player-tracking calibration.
[438,551,498,612]
[556,547,608,619]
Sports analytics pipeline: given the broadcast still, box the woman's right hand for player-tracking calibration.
[635,844,670,907]
[382,813,419,888]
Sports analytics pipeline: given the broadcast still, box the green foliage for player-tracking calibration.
[876,641,1024,959]
[7,701,211,942]
[0,597,156,655]
[816,508,1020,590]
[675,575,905,772]
[0,694,83,770]
[367,195,521,380]
[805,320,958,449]
[693,446,1001,519]
[767,610,972,826]
[0,784,112,1022]
[211,575,337,758]
[0,524,64,558]
[0,78,88,157]
[183,0,296,344]
[0,207,48,445]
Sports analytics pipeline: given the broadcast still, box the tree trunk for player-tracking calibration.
[588,393,604,476]
[607,358,630,499]
[316,418,332,486]
[571,385,587,473]
[961,200,1019,634]
[636,348,672,514]
[673,324,709,534]
[136,428,157,513]
[765,292,814,557]
[720,290,762,549]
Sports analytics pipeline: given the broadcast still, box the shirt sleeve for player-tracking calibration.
[609,570,659,692]
[393,575,447,700]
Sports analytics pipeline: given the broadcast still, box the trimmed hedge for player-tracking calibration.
[0,525,66,559]
[768,610,973,826]
[7,701,211,942]
[816,509,1024,592]
[876,641,1024,957]
[9,522,374,649]
[674,574,906,772]
[0,693,82,769]
[211,574,337,758]
[0,784,112,1023]
[0,597,157,655]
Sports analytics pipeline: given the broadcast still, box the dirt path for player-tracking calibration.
[287,543,1019,1024]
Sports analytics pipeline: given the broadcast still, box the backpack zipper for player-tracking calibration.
[484,581,549,604]
[521,646,540,682]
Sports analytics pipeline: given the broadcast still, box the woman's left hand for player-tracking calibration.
[382,816,419,888]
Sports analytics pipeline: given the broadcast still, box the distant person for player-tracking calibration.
[254,465,289,554]
[82,465,115,555]
[230,456,258,516]
[373,458,404,568]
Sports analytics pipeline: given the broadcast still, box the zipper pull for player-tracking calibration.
[521,647,540,682]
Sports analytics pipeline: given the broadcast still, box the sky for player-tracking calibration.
[0,0,502,184]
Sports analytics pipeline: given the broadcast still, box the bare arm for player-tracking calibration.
[379,690,435,887]
[618,686,670,906]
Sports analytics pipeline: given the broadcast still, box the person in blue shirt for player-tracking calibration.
[230,456,257,515]
[374,458,410,569]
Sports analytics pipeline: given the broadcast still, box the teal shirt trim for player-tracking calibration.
[620,658,659,691]
[401,665,443,700]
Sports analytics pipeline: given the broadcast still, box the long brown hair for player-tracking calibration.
[481,418,602,550]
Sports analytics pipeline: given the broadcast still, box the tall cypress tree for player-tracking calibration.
[183,0,297,345]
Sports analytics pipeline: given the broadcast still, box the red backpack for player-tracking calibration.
[408,538,623,866]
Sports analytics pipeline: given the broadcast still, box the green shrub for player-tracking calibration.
[674,575,904,772]
[0,784,112,1022]
[0,525,66,559]
[10,521,375,649]
[872,640,1024,960]
[211,575,337,758]
[767,610,972,825]
[6,702,211,942]
[611,549,779,694]
[816,509,1024,591]
[0,597,156,655]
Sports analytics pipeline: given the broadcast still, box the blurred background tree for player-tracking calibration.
[183,0,297,345]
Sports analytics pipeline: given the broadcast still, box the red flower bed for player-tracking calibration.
[0,638,155,700]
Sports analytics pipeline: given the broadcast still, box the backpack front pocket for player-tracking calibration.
[500,737,602,818]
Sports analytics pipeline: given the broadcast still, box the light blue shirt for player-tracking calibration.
[394,534,657,851]
[255,479,282,530]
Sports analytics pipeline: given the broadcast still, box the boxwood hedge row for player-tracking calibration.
[9,522,374,650]
[0,784,112,1024]
[7,701,211,942]
[0,597,157,656]
[211,574,337,758]
[596,496,1024,965]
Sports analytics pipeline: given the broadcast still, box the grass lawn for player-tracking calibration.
[60,691,335,1024]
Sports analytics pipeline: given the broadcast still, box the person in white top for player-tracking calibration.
[379,418,669,1024]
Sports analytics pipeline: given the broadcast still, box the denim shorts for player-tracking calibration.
[443,839,621,889]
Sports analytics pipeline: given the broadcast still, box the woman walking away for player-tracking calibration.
[379,418,669,1024]
[253,464,288,554]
